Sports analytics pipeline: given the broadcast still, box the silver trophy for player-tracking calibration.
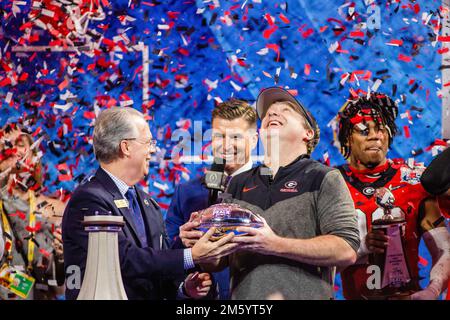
[194,203,263,241]
[364,187,416,299]
[77,215,128,300]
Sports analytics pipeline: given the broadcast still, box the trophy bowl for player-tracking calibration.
[194,203,264,240]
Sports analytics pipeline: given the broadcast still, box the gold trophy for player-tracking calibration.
[363,187,416,299]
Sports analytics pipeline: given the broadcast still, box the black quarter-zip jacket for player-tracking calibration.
[224,154,360,300]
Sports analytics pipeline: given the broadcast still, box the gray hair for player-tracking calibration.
[93,107,146,163]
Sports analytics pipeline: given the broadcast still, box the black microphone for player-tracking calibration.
[205,157,228,206]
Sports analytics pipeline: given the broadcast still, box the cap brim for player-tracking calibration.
[256,87,312,126]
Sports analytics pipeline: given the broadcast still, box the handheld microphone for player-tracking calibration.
[205,157,228,206]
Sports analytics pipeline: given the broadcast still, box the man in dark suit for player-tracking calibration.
[166,99,258,299]
[62,107,237,300]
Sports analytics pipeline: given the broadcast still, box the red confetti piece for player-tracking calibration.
[398,54,412,62]
[19,21,33,31]
[58,78,69,91]
[304,64,311,75]
[102,38,116,49]
[167,11,180,19]
[403,126,411,138]
[178,48,190,56]
[56,163,69,172]
[423,139,446,153]
[120,93,132,102]
[279,13,290,24]
[29,52,37,62]
[437,47,449,54]
[263,25,278,39]
[158,202,169,210]
[266,43,280,62]
[83,111,96,119]
[26,222,42,233]
[387,39,403,46]
[0,77,11,87]
[32,126,42,137]
[437,36,450,42]
[265,13,274,26]
[10,211,26,220]
[301,28,314,39]
[39,248,51,258]
[418,255,428,267]
[350,30,365,38]
[19,72,29,81]
[58,174,72,182]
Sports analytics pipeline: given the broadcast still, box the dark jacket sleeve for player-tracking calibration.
[420,147,450,196]
[166,184,186,248]
[62,189,185,298]
[316,170,360,253]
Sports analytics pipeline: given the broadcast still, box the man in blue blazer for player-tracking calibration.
[166,99,258,299]
[63,107,238,300]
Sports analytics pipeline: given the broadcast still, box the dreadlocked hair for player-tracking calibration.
[337,92,398,159]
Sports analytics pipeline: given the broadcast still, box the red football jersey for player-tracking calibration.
[338,160,435,300]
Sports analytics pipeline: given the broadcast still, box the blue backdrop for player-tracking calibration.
[1,0,447,299]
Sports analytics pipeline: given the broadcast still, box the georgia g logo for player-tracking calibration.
[285,181,298,189]
[280,181,298,193]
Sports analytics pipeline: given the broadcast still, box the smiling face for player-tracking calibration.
[122,119,154,181]
[15,134,32,160]
[0,129,33,173]
[260,101,314,154]
[211,117,257,174]
[348,120,389,170]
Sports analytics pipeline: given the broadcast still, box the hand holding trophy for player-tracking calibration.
[363,187,417,300]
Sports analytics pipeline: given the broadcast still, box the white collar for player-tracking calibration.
[230,159,253,177]
[101,167,131,197]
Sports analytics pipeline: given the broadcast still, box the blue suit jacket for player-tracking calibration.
[62,168,185,300]
[166,177,230,299]
[166,177,209,248]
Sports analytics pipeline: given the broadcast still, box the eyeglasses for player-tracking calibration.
[123,138,157,150]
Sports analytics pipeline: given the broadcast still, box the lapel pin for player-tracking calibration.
[144,199,150,206]
[114,199,128,209]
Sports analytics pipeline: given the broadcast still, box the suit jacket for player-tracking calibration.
[62,167,185,300]
[165,177,231,299]
[166,177,209,249]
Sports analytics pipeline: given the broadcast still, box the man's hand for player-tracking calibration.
[52,228,63,258]
[0,152,20,174]
[179,212,203,248]
[365,229,389,254]
[410,278,442,300]
[231,216,280,255]
[191,228,238,264]
[184,272,212,299]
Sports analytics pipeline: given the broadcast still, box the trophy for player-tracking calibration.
[77,215,128,300]
[363,187,416,300]
[194,203,264,241]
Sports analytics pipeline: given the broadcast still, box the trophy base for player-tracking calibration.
[362,289,416,300]
[197,221,263,241]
